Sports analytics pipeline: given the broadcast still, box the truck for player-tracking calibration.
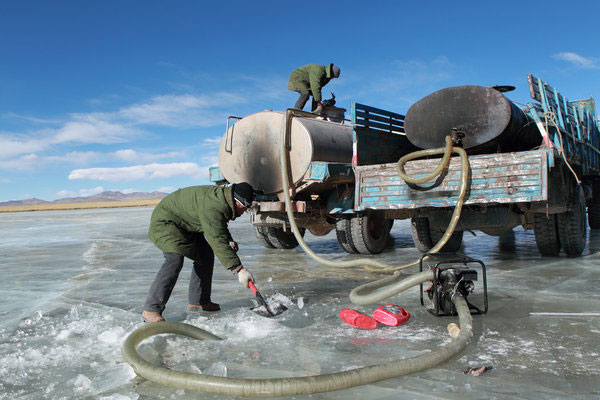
[210,74,600,257]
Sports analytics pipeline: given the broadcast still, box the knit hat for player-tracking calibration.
[331,64,341,78]
[233,182,254,207]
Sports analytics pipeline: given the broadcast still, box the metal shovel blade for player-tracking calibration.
[250,302,288,318]
[248,281,288,318]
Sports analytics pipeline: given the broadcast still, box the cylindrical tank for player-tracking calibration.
[404,85,541,153]
[218,111,353,194]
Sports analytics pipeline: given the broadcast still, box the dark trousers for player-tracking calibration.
[294,90,318,111]
[144,238,214,313]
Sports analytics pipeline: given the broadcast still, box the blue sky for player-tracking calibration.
[1,1,598,201]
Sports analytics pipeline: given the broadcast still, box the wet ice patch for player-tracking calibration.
[90,363,137,394]
[205,361,227,377]
[98,326,127,344]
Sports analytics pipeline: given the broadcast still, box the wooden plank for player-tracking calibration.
[355,119,405,133]
[355,150,547,210]
[354,103,405,121]
[355,110,404,128]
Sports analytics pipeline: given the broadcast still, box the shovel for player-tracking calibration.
[248,281,287,317]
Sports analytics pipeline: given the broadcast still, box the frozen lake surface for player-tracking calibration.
[1,207,599,399]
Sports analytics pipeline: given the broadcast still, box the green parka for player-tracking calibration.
[288,64,332,102]
[148,185,241,269]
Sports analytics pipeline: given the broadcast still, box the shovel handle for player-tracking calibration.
[248,281,258,295]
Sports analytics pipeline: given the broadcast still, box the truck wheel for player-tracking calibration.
[533,214,561,256]
[336,218,358,254]
[254,226,276,249]
[350,214,393,254]
[410,217,434,252]
[557,185,587,256]
[430,227,463,253]
[266,227,305,249]
[587,203,600,229]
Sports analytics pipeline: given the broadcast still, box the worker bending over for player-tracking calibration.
[142,183,255,322]
[288,63,340,114]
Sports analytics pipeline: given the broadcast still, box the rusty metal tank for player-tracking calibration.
[218,110,353,194]
[404,85,541,153]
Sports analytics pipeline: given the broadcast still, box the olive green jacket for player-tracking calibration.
[288,64,332,102]
[148,185,241,268]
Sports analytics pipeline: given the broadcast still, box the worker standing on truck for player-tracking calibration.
[288,63,340,114]
[142,183,256,322]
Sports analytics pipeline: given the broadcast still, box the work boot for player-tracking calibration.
[142,310,165,322]
[187,302,221,313]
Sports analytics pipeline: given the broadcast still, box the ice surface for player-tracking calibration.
[1,207,600,399]
[205,361,228,377]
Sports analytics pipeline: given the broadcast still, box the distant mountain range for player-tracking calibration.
[0,191,168,207]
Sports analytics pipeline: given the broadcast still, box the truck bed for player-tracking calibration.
[355,150,549,211]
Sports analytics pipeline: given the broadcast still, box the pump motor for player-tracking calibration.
[419,254,488,316]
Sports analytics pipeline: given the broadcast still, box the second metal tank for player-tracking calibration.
[404,85,542,153]
[218,111,353,195]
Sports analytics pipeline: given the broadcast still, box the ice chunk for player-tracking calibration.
[90,363,136,394]
[205,362,227,377]
[56,329,71,341]
[99,394,139,400]
[98,326,126,344]
[269,293,293,308]
[297,297,305,309]
[69,305,80,320]
[69,374,91,394]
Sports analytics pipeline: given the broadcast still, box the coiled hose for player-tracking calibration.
[122,282,472,397]
[121,109,474,396]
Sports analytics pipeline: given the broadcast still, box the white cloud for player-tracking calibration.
[119,93,247,127]
[201,136,222,149]
[56,189,76,197]
[79,186,105,196]
[56,186,104,198]
[68,162,206,181]
[112,149,185,163]
[156,186,176,193]
[0,136,49,159]
[120,188,138,194]
[0,91,245,161]
[0,153,42,170]
[54,115,140,144]
[553,52,598,69]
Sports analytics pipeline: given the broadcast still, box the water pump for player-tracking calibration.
[419,254,488,316]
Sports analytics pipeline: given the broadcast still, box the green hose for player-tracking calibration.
[120,109,475,396]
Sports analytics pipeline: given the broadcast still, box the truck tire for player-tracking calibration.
[533,214,561,256]
[336,218,359,254]
[350,214,393,254]
[430,227,463,253]
[254,226,276,249]
[411,217,463,253]
[265,227,305,249]
[410,217,434,252]
[587,203,600,229]
[557,185,587,256]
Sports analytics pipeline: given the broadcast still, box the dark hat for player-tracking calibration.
[331,64,340,78]
[233,182,254,207]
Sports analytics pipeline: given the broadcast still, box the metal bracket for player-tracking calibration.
[224,116,242,153]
